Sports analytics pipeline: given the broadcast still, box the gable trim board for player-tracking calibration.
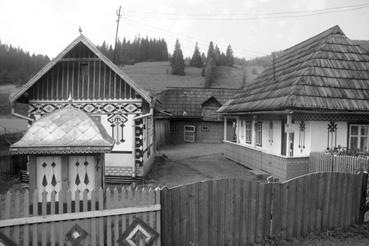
[9,34,151,104]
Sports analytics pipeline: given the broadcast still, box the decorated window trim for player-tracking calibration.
[298,121,306,152]
[268,121,274,145]
[255,121,262,147]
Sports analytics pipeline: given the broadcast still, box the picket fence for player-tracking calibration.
[161,172,368,246]
[0,186,161,246]
[309,152,369,173]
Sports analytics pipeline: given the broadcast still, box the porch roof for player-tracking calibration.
[219,25,369,114]
[10,106,114,155]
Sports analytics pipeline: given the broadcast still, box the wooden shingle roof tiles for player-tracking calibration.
[219,25,369,114]
[10,106,114,154]
[157,87,238,118]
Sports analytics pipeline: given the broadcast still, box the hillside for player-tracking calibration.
[122,61,264,95]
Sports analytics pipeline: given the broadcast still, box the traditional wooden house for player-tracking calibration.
[218,25,369,180]
[156,87,236,144]
[9,34,155,186]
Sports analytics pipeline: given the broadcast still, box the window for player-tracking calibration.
[349,125,369,151]
[245,121,252,144]
[201,125,209,132]
[255,122,262,147]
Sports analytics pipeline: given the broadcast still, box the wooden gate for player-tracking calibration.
[161,172,368,246]
[0,187,161,246]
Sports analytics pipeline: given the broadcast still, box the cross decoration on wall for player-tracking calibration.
[327,121,337,150]
[298,121,306,152]
[108,114,128,144]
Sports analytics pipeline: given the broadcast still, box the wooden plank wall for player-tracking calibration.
[0,187,161,246]
[309,152,369,173]
[28,61,138,101]
[161,172,367,246]
[154,119,170,149]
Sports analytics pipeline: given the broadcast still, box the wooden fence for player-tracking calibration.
[0,186,161,246]
[0,151,18,176]
[161,172,368,246]
[309,152,369,174]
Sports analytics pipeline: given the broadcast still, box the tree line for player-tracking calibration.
[0,41,50,85]
[170,40,234,87]
[98,37,169,65]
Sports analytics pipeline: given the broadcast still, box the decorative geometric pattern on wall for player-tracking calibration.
[65,224,88,246]
[117,218,159,246]
[29,102,142,116]
[293,113,369,122]
[108,114,128,144]
[135,118,144,168]
[105,166,133,176]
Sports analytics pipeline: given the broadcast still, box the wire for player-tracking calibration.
[126,2,369,20]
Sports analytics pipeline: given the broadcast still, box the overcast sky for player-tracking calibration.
[0,0,368,59]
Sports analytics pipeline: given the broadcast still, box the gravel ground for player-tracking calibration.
[257,223,369,246]
[145,143,259,187]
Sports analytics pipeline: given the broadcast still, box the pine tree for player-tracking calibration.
[226,44,235,67]
[170,39,185,76]
[204,42,217,87]
[214,45,221,65]
[205,56,216,88]
[189,43,203,68]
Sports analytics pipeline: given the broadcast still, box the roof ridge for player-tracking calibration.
[279,25,343,58]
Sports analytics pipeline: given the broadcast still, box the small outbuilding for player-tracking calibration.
[10,105,114,200]
[156,87,237,144]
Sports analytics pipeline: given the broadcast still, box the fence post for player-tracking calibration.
[359,171,368,224]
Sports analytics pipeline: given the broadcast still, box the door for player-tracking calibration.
[184,125,196,143]
[69,156,96,199]
[36,156,62,201]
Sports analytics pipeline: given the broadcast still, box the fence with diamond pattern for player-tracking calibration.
[0,186,161,246]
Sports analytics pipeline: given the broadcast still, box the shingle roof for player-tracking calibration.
[10,106,114,154]
[219,25,369,114]
[157,87,238,118]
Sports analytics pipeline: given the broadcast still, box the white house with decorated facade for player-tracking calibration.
[219,26,369,180]
[9,34,155,193]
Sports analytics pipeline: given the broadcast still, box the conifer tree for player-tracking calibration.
[170,39,185,75]
[189,42,203,68]
[214,45,221,65]
[226,44,235,67]
[204,41,217,87]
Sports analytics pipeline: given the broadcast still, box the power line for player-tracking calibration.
[126,2,369,20]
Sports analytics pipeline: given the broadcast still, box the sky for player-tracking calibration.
[0,0,368,60]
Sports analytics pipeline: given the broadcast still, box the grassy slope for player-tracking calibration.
[122,61,264,94]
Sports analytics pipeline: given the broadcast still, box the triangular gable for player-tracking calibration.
[201,96,221,107]
[10,34,151,104]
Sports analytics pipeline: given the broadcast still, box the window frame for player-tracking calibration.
[245,121,252,144]
[255,121,262,147]
[349,124,369,151]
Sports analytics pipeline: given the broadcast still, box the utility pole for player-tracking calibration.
[113,6,123,64]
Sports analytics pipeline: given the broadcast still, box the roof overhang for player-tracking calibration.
[9,145,113,155]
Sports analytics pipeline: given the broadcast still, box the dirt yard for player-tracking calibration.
[145,143,259,187]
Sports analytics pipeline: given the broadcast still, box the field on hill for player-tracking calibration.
[122,61,264,95]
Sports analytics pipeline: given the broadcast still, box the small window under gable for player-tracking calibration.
[201,96,222,108]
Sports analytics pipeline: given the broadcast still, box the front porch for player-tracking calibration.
[223,141,309,180]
